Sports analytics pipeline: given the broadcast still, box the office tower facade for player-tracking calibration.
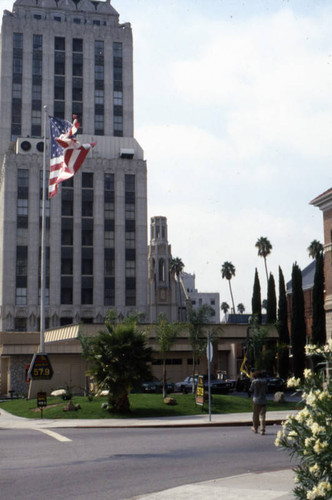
[0,0,148,331]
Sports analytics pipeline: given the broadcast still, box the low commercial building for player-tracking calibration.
[0,322,279,397]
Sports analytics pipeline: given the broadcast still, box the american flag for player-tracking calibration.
[49,116,96,198]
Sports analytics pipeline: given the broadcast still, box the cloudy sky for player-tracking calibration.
[2,0,332,312]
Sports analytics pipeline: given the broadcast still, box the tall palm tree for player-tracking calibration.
[307,240,324,260]
[170,257,185,320]
[221,261,236,314]
[237,303,245,314]
[255,236,272,284]
[220,301,230,315]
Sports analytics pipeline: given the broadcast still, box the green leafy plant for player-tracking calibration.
[275,341,332,499]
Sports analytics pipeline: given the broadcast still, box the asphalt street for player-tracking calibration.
[1,425,293,500]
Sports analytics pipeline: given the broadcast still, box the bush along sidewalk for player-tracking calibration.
[275,340,332,500]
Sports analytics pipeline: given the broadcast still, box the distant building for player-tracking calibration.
[181,272,220,323]
[148,216,178,322]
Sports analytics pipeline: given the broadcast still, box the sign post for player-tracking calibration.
[206,333,213,422]
[37,391,47,418]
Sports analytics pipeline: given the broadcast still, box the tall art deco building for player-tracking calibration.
[0,0,148,332]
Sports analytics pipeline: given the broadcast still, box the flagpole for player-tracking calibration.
[40,105,48,353]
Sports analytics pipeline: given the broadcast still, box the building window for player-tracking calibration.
[15,318,27,331]
[82,229,93,246]
[82,190,93,217]
[104,277,115,306]
[12,33,23,139]
[82,277,93,304]
[61,278,73,304]
[113,42,123,136]
[159,259,165,282]
[113,91,123,105]
[72,39,83,129]
[95,40,104,135]
[126,261,136,278]
[16,288,27,305]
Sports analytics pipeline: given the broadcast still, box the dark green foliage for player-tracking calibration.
[255,236,272,284]
[311,253,326,346]
[277,267,289,379]
[291,263,306,379]
[83,323,152,413]
[307,239,324,260]
[220,301,229,315]
[311,254,326,372]
[266,273,277,324]
[251,268,262,324]
[247,317,276,372]
[221,261,236,314]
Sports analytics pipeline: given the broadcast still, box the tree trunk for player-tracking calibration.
[264,257,269,285]
[229,281,236,315]
[162,359,167,398]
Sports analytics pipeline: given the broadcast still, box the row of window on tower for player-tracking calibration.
[15,170,136,308]
[11,33,123,139]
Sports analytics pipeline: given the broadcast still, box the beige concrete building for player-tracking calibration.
[0,0,148,331]
[0,322,279,397]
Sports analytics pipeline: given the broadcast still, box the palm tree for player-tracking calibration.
[170,257,185,320]
[220,301,230,315]
[221,261,236,314]
[307,240,324,260]
[84,322,152,413]
[237,303,245,314]
[255,236,272,284]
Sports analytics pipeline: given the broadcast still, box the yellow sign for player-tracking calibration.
[195,375,205,406]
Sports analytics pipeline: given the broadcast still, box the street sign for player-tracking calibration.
[29,353,53,380]
[206,341,213,362]
[37,392,47,408]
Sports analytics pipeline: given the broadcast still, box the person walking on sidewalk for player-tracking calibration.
[249,371,267,435]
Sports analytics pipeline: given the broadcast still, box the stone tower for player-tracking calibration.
[148,216,177,322]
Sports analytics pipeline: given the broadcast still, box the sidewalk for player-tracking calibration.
[0,408,296,499]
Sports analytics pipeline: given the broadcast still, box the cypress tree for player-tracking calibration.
[251,268,262,324]
[291,263,306,379]
[266,273,277,323]
[277,266,289,380]
[311,253,326,346]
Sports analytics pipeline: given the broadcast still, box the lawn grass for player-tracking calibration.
[0,393,303,420]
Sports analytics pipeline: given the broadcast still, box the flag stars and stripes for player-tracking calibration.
[48,116,96,198]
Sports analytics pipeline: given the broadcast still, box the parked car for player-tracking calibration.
[208,374,236,394]
[175,374,236,394]
[261,372,286,393]
[236,372,285,393]
[140,378,175,394]
[175,376,198,393]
